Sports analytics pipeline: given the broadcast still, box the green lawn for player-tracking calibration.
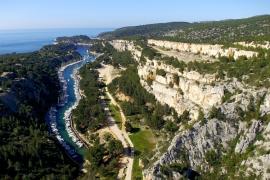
[130,129,156,154]
[130,128,156,180]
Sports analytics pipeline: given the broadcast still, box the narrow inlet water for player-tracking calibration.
[46,46,94,164]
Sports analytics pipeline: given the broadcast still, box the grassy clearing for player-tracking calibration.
[130,128,156,154]
[130,127,156,180]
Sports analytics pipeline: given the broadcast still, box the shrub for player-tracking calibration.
[173,74,180,85]
[125,121,133,132]
[176,110,190,124]
[156,69,166,77]
[164,121,178,133]
[205,150,220,166]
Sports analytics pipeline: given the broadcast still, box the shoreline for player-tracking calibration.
[46,58,86,164]
[64,63,91,148]
[63,65,84,148]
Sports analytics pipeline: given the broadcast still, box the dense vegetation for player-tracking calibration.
[99,15,270,44]
[71,47,125,178]
[73,41,136,133]
[0,44,81,179]
[72,64,106,133]
[91,41,136,68]
[56,35,92,44]
[109,65,175,130]
[86,134,123,179]
[163,15,270,44]
[99,22,190,39]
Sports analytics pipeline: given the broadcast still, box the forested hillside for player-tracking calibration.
[99,15,270,43]
[0,44,81,179]
[99,22,190,39]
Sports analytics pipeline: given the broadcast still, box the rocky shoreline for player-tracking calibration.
[46,58,87,163]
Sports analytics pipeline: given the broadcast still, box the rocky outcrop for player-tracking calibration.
[235,120,263,153]
[243,155,270,179]
[137,58,270,179]
[110,40,142,61]
[235,41,270,50]
[109,39,270,179]
[261,93,270,116]
[144,119,238,180]
[148,39,258,60]
[138,59,224,119]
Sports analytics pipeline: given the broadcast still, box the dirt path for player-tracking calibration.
[97,64,121,85]
[105,87,134,180]
[97,64,134,180]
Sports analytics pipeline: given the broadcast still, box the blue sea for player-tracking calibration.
[0,28,112,55]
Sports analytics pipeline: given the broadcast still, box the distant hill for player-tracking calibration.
[99,15,270,43]
[99,22,190,39]
[56,35,92,44]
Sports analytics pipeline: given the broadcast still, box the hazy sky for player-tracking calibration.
[0,0,269,30]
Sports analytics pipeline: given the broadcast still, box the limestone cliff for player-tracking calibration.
[148,39,258,60]
[138,59,223,120]
[235,41,270,50]
[110,39,270,179]
[110,40,142,61]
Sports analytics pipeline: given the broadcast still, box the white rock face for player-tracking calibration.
[235,41,270,50]
[148,39,258,60]
[235,120,263,153]
[109,39,270,179]
[144,119,238,180]
[243,155,270,180]
[110,40,142,61]
[138,59,224,119]
[261,93,270,116]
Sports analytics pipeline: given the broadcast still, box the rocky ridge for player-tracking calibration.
[234,41,270,50]
[110,39,270,179]
[148,39,258,60]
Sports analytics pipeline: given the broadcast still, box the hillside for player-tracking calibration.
[0,44,81,179]
[99,22,190,39]
[99,15,270,43]
[89,31,270,179]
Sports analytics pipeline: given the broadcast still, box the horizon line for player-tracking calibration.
[0,14,269,31]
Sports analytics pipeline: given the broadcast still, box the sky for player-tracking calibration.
[0,0,270,30]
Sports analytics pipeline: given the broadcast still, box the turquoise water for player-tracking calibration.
[0,28,112,54]
[53,46,94,164]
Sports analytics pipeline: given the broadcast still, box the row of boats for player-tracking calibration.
[64,70,84,148]
[47,61,85,158]
[60,67,84,148]
[47,48,93,160]
[48,107,79,159]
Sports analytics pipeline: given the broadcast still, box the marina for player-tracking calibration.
[46,46,93,163]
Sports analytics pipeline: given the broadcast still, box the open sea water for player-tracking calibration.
[0,28,112,54]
